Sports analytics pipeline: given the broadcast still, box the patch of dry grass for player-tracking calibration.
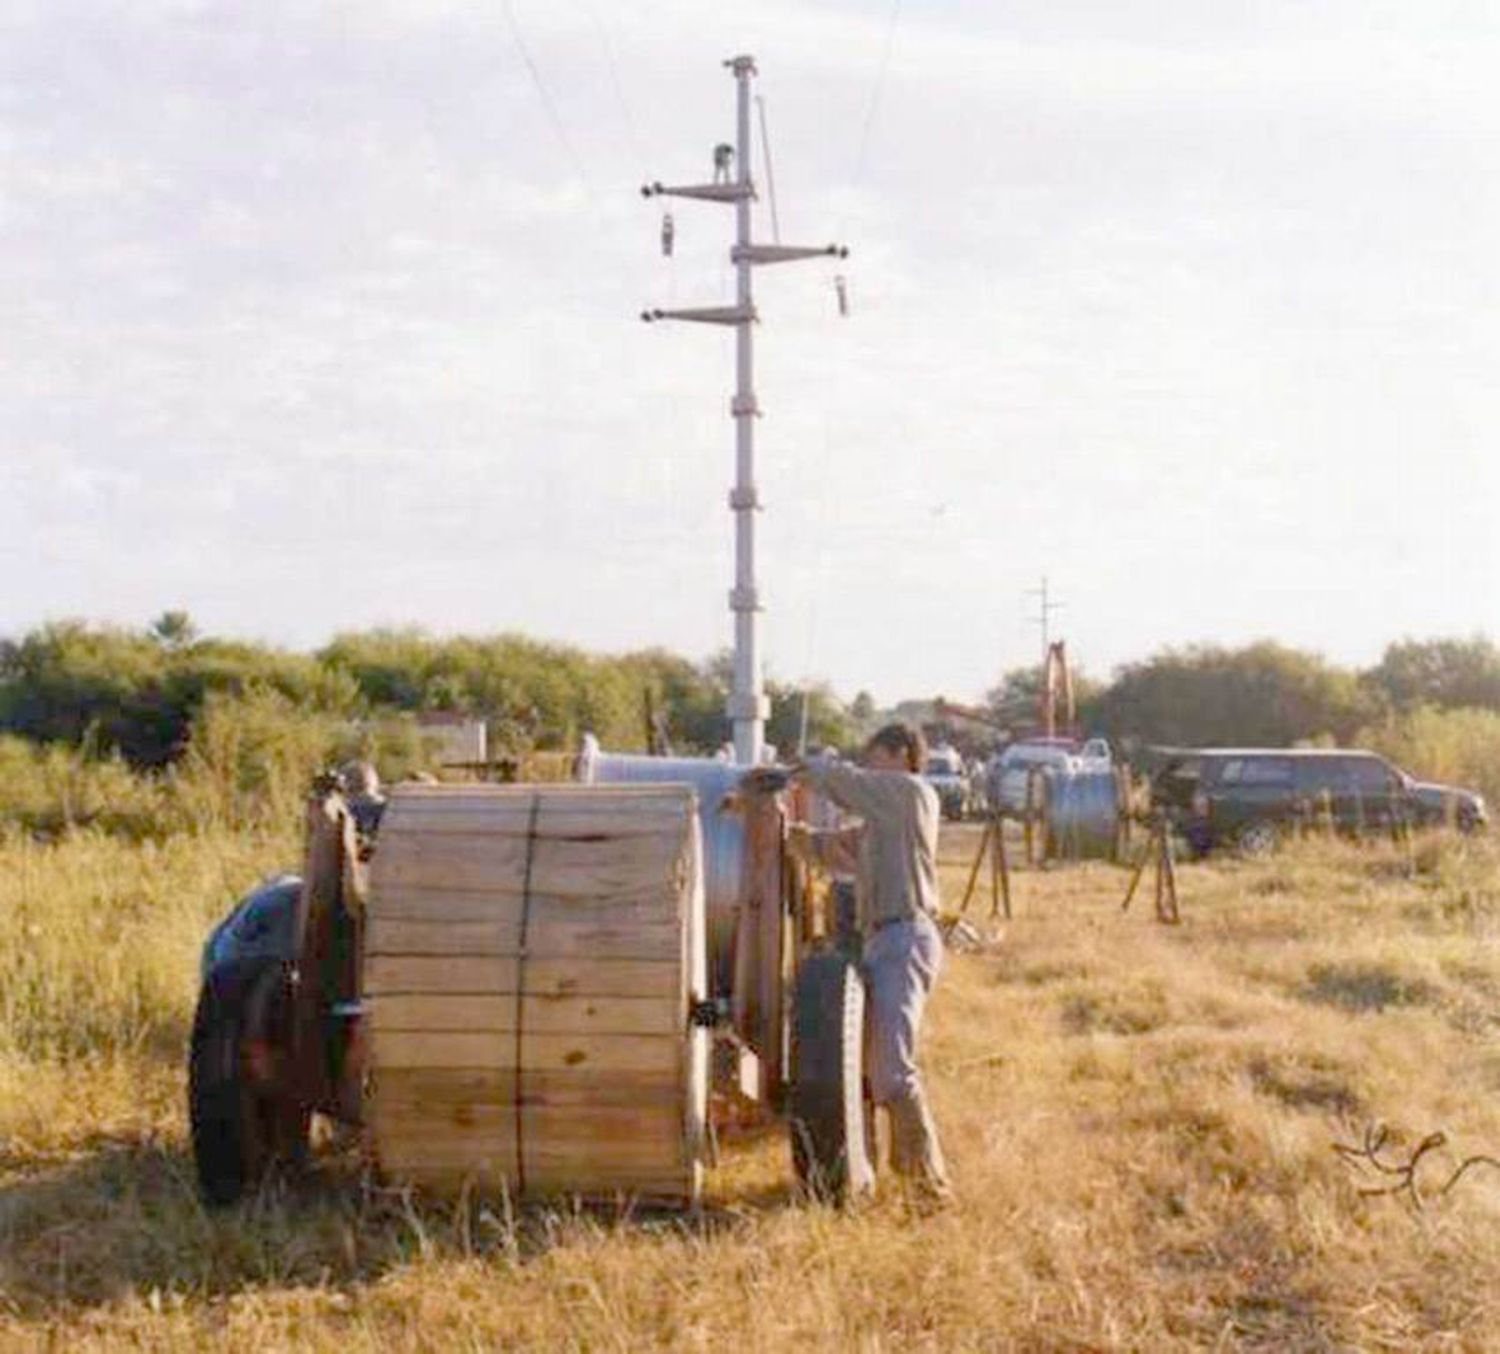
[2,825,1499,1349]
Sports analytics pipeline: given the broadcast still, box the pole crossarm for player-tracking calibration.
[641,305,756,326]
[732,243,849,266]
[641,180,754,205]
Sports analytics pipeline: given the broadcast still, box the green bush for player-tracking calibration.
[166,687,342,832]
[0,735,168,839]
[0,620,359,767]
[1092,641,1374,747]
[1357,705,1500,806]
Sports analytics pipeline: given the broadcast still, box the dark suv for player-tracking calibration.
[1151,748,1487,855]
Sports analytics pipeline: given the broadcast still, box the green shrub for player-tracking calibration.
[1357,705,1500,805]
[0,735,167,839]
[166,687,343,832]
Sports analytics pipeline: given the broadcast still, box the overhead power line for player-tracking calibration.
[850,0,902,193]
[502,0,594,194]
[583,0,646,169]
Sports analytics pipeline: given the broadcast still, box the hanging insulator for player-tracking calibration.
[661,212,675,257]
[834,273,849,317]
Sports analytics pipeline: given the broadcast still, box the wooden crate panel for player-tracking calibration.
[368,993,681,1037]
[388,783,685,801]
[373,1105,684,1153]
[370,1100,682,1141]
[521,957,685,1001]
[372,831,687,899]
[372,1137,686,1181]
[376,1157,697,1201]
[384,804,692,838]
[378,1144,684,1181]
[366,954,519,995]
[373,1030,683,1073]
[372,1066,682,1110]
[364,784,704,1204]
[368,885,684,925]
[366,956,680,999]
[367,916,681,961]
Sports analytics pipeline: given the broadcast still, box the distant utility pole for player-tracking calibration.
[1027,576,1068,737]
[1027,575,1064,664]
[641,55,848,766]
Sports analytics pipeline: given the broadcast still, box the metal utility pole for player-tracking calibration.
[1027,576,1067,738]
[1027,575,1064,661]
[642,55,848,766]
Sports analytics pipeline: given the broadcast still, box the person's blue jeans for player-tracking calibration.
[862,912,949,1189]
[862,913,943,1104]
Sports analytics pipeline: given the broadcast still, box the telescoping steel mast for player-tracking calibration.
[642,55,848,766]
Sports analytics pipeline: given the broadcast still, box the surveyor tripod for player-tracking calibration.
[955,811,1012,921]
[1119,812,1181,924]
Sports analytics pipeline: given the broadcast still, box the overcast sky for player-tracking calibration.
[3,1,1498,703]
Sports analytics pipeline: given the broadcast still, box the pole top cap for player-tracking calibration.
[724,54,757,76]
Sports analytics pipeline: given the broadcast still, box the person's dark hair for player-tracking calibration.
[867,722,926,774]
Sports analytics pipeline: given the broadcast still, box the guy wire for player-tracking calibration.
[756,94,781,244]
[502,0,595,196]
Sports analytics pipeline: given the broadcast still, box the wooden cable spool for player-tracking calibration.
[363,783,708,1203]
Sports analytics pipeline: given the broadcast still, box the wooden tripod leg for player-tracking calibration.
[1153,829,1165,918]
[959,819,992,917]
[1159,827,1180,923]
[1121,825,1153,913]
[993,818,1012,921]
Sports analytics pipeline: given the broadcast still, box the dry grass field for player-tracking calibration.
[3,820,1499,1350]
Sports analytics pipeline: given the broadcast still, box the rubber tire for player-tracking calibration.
[188,960,307,1208]
[1236,819,1280,857]
[789,950,875,1205]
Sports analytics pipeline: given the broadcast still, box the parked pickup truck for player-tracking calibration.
[985,738,1078,818]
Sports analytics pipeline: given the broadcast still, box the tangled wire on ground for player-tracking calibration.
[1332,1123,1500,1210]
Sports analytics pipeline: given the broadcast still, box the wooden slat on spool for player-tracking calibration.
[373,1031,682,1072]
[373,832,686,897]
[366,955,679,997]
[367,917,682,959]
[364,783,706,1204]
[375,1066,681,1109]
[369,993,681,1036]
[368,886,687,925]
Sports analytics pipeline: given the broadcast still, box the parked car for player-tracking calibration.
[1151,747,1487,855]
[986,738,1078,817]
[923,745,972,821]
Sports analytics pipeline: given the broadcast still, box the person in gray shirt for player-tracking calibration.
[768,723,952,1202]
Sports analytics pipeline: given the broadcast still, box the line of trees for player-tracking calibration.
[976,637,1500,751]
[4,615,1500,773]
[0,615,856,771]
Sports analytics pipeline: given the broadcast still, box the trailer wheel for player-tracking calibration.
[789,950,875,1204]
[188,959,308,1208]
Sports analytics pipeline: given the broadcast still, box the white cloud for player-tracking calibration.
[2,2,1498,702]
